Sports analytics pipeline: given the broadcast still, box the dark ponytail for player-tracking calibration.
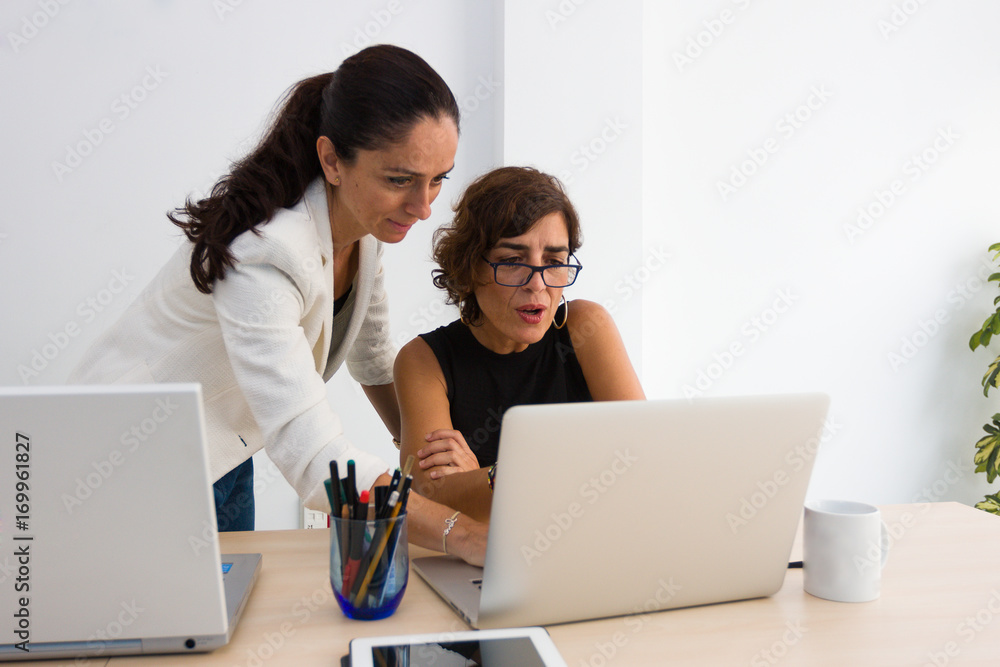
[170,44,460,294]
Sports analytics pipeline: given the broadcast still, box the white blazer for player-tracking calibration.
[69,178,395,510]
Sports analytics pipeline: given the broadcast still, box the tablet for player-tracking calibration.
[347,627,566,666]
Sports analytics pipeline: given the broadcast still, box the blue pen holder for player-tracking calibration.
[329,512,408,620]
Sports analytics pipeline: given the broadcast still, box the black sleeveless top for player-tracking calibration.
[418,312,592,467]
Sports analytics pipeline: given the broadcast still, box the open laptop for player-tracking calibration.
[0,383,261,660]
[414,393,830,629]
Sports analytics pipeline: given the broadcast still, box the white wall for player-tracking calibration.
[643,0,1000,507]
[5,0,999,527]
[500,0,645,370]
[1,0,499,529]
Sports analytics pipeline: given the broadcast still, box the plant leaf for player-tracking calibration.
[975,493,1000,515]
[975,431,1000,483]
[983,357,1000,397]
[971,330,984,350]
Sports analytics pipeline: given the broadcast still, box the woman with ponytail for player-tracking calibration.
[69,45,486,565]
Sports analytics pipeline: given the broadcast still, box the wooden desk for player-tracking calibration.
[94,502,999,666]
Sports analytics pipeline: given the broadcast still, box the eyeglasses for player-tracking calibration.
[482,256,583,288]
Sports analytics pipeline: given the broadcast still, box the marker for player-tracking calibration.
[329,461,342,516]
[356,489,370,521]
[346,460,358,510]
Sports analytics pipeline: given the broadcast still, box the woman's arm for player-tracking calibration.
[361,382,401,441]
[367,473,487,565]
[405,491,488,566]
[566,299,645,401]
[394,337,494,521]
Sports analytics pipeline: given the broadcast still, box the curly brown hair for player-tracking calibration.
[431,166,582,325]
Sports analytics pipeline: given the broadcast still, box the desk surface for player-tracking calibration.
[78,502,1000,665]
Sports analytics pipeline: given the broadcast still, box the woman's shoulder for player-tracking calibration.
[396,334,446,378]
[227,203,324,283]
[565,299,615,331]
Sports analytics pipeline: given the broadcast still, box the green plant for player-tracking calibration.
[969,242,1000,515]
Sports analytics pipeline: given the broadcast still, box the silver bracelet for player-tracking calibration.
[442,511,461,554]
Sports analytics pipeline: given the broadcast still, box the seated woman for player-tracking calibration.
[394,166,644,527]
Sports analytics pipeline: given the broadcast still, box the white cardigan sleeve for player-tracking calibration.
[211,255,389,511]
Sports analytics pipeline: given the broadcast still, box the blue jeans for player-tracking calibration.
[213,457,255,531]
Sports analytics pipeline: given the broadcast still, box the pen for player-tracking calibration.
[329,461,342,516]
[324,478,336,515]
[339,501,351,575]
[346,460,357,511]
[342,498,364,595]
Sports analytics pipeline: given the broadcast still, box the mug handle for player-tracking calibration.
[879,519,890,569]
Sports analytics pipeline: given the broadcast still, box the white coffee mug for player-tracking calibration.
[803,499,889,603]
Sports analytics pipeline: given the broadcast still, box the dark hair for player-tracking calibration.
[171,44,460,294]
[432,166,582,325]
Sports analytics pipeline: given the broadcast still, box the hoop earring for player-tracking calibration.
[553,295,568,329]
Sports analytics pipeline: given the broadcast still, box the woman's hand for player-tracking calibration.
[417,429,479,478]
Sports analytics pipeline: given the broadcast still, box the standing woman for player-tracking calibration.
[68,45,482,562]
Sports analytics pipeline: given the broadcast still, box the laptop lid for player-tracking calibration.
[0,383,257,660]
[415,393,830,629]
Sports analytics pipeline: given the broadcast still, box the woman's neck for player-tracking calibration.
[326,181,365,252]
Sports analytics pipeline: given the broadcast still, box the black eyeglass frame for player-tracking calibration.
[481,255,583,288]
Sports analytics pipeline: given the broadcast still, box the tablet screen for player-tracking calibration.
[370,636,548,666]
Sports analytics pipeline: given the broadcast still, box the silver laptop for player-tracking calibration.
[414,393,830,629]
[0,384,261,660]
